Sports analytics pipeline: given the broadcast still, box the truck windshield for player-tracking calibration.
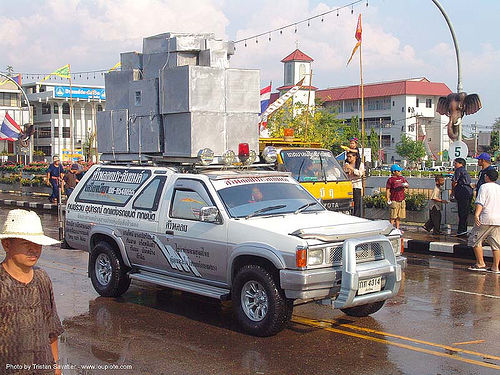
[280,149,347,182]
[218,182,323,219]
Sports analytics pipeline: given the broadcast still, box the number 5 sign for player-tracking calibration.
[449,141,468,160]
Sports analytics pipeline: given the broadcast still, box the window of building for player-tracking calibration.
[62,103,70,114]
[426,98,432,108]
[31,105,37,116]
[35,146,51,156]
[41,103,51,115]
[135,91,142,106]
[132,176,167,211]
[53,104,59,114]
[0,93,19,107]
[97,105,103,112]
[416,98,419,107]
[392,101,395,107]
[37,127,52,138]
[62,127,70,138]
[285,64,293,85]
[401,106,404,113]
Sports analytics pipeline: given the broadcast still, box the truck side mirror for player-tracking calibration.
[199,206,221,223]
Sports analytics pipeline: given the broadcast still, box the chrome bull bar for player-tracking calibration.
[333,235,402,309]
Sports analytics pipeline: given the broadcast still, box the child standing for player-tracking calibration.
[386,164,409,229]
[423,175,448,235]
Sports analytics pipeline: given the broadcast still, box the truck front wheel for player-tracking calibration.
[89,241,131,297]
[341,300,385,317]
[232,265,293,337]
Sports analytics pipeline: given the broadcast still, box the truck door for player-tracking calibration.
[155,178,227,284]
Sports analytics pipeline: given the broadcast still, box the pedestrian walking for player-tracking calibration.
[386,164,409,230]
[62,164,80,198]
[451,158,473,237]
[0,209,63,374]
[467,169,500,273]
[46,156,64,204]
[474,152,494,194]
[423,174,448,235]
[344,151,365,217]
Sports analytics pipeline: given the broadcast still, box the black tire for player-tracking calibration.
[232,265,293,337]
[89,241,131,297]
[341,300,385,317]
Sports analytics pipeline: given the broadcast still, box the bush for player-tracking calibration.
[364,192,428,211]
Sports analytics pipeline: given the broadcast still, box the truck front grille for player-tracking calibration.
[328,245,343,264]
[355,242,384,263]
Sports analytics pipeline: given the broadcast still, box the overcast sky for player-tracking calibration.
[2,0,498,130]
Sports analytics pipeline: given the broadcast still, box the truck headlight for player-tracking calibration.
[308,249,324,265]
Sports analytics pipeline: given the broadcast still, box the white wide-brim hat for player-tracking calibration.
[0,209,59,246]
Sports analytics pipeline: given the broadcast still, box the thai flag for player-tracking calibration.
[260,84,271,115]
[0,113,21,141]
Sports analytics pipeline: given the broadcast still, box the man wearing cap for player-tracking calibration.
[46,156,64,204]
[386,164,409,229]
[474,153,495,194]
[0,209,63,374]
[451,158,473,236]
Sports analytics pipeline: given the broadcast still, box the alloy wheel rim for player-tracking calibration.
[95,253,112,286]
[241,280,268,322]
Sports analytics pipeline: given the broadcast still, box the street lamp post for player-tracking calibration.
[431,0,463,140]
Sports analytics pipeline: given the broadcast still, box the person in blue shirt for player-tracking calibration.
[46,156,64,204]
[474,153,495,193]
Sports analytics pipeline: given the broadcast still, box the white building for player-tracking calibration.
[276,49,316,110]
[316,78,452,164]
[23,82,105,159]
[0,76,29,155]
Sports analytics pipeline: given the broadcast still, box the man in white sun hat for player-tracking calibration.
[0,209,63,375]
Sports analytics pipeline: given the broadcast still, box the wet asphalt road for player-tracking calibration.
[1,208,499,375]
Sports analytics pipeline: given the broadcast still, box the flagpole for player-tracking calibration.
[359,37,365,218]
[69,64,74,159]
[305,70,313,140]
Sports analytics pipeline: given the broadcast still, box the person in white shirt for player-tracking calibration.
[467,169,500,273]
[344,151,365,217]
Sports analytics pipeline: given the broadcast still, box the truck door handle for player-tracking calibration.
[165,230,174,236]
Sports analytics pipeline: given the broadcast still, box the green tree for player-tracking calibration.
[486,117,500,156]
[395,134,426,164]
[266,101,347,151]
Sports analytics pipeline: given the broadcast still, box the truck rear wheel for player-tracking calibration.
[89,241,131,297]
[341,300,385,317]
[232,265,293,337]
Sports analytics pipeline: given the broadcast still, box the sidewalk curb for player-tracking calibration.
[404,238,493,260]
[0,198,58,212]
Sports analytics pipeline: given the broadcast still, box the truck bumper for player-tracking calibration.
[280,236,403,306]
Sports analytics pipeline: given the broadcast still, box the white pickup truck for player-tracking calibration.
[65,164,406,336]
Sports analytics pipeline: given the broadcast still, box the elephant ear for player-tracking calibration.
[436,96,450,115]
[463,94,482,115]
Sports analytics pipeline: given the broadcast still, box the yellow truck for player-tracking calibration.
[260,138,353,213]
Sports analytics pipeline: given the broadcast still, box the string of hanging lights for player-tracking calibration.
[235,0,368,48]
[8,0,369,79]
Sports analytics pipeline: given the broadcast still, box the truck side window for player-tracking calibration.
[170,190,210,221]
[132,176,167,211]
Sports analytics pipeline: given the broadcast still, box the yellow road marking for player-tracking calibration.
[294,315,500,362]
[291,316,500,370]
[453,340,486,346]
[449,289,500,299]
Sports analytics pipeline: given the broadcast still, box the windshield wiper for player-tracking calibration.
[294,201,318,214]
[245,204,287,219]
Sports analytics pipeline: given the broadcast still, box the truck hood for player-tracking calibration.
[240,211,394,242]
